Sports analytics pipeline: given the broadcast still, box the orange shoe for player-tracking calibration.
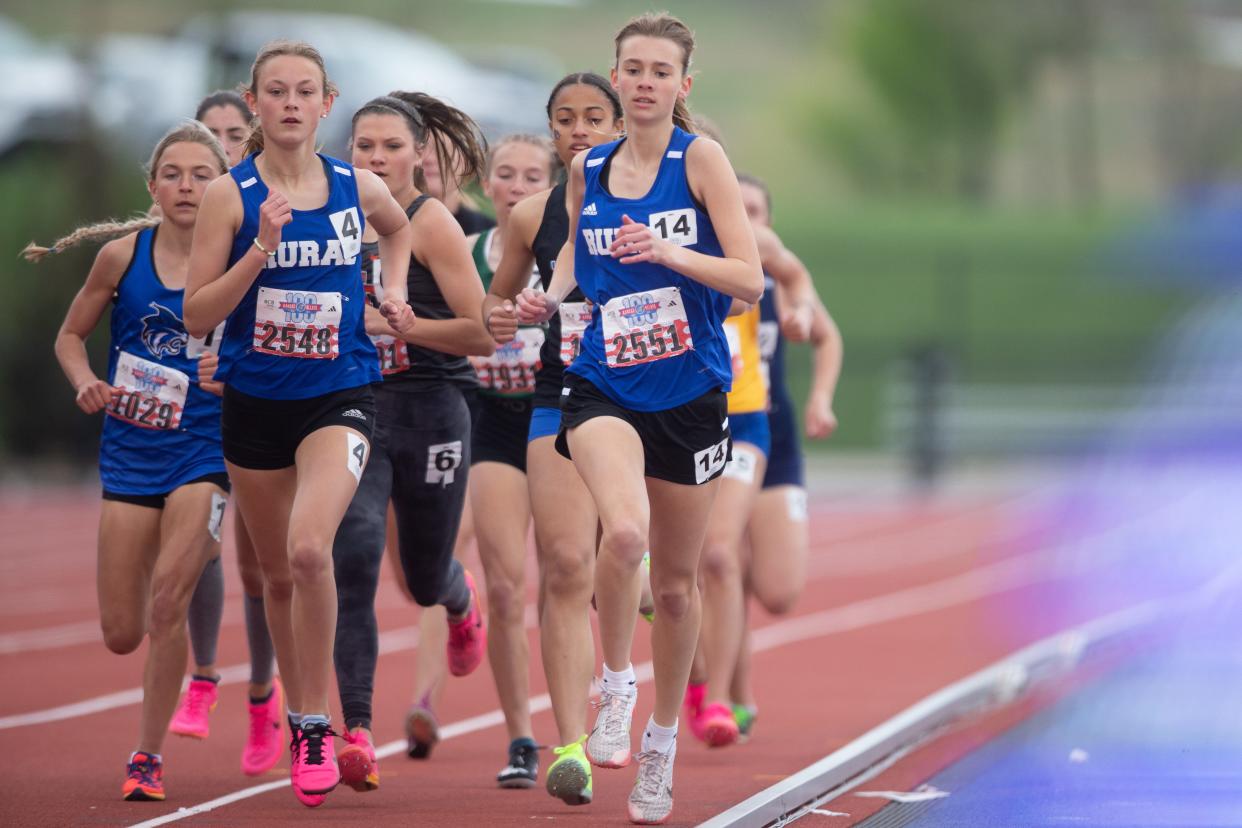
[122,752,165,801]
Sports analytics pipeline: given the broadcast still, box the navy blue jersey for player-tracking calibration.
[217,153,380,399]
[757,273,789,406]
[100,227,225,494]
[569,128,732,412]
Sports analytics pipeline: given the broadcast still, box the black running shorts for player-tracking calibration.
[222,383,377,470]
[555,374,731,486]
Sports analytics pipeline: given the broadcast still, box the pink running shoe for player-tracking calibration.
[288,723,325,808]
[338,729,379,792]
[699,702,739,748]
[168,677,219,740]
[241,678,284,776]
[683,683,707,742]
[447,570,486,677]
[293,720,340,797]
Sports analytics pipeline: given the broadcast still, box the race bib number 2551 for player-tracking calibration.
[601,287,693,368]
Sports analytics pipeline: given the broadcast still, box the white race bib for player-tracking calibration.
[758,320,779,362]
[558,301,592,365]
[187,321,225,358]
[649,208,698,247]
[253,287,342,359]
[600,287,693,368]
[108,351,189,431]
[472,327,544,395]
[724,317,744,379]
[329,207,363,260]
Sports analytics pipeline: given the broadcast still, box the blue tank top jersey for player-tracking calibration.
[217,153,380,399]
[568,127,733,412]
[100,227,225,494]
[758,273,791,407]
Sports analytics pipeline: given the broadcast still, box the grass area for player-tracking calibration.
[772,198,1190,449]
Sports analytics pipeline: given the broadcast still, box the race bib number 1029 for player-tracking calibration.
[253,287,342,359]
[108,351,189,431]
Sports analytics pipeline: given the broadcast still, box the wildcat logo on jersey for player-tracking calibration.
[140,302,187,358]
[278,293,325,323]
[581,227,619,257]
[262,240,358,270]
[618,294,661,328]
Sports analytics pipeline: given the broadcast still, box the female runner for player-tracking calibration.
[728,174,842,738]
[513,14,763,823]
[30,121,229,802]
[168,89,284,780]
[466,133,557,787]
[331,90,493,794]
[483,70,624,807]
[184,40,414,807]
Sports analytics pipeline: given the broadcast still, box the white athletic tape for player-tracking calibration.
[207,492,226,543]
[786,487,808,522]
[723,446,758,484]
[346,432,366,484]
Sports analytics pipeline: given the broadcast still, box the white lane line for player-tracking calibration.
[0,488,1032,656]
[2,478,1188,729]
[121,532,1139,826]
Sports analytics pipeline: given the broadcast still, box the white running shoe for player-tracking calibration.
[627,742,677,824]
[586,686,637,768]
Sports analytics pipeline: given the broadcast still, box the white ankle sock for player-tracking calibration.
[602,663,637,696]
[641,716,677,753]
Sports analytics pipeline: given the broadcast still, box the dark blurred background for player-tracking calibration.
[4,0,1237,485]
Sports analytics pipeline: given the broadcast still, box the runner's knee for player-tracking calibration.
[100,613,144,654]
[288,533,333,586]
[601,519,647,567]
[653,578,696,622]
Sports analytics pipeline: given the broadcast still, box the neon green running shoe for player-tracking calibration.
[732,704,757,742]
[545,736,593,806]
[639,552,655,623]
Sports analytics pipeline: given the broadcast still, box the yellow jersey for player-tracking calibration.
[723,305,767,415]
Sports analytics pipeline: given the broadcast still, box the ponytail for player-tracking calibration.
[241,119,265,158]
[353,91,488,194]
[23,120,225,263]
[22,216,160,263]
[673,98,696,135]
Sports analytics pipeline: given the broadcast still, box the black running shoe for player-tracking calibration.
[497,738,539,788]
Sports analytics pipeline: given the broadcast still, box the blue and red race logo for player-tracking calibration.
[618,294,659,328]
[278,293,322,323]
[131,365,167,393]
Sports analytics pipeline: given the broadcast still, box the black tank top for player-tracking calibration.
[531,181,586,408]
[361,195,477,389]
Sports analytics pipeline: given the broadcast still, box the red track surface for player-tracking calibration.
[0,484,1156,827]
